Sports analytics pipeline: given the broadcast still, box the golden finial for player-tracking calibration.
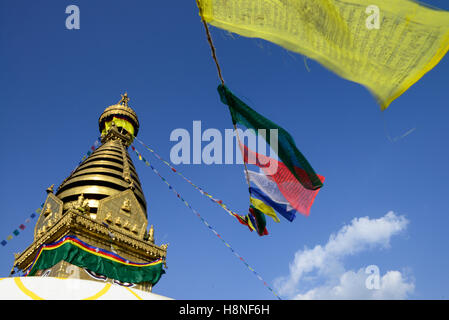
[46,184,55,194]
[118,92,130,107]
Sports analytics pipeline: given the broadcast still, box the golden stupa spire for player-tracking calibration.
[13,93,167,294]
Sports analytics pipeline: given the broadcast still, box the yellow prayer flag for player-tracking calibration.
[250,197,280,223]
[198,0,449,110]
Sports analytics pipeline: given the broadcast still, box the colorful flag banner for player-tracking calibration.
[198,0,449,110]
[130,145,281,299]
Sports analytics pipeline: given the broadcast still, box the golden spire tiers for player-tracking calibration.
[56,92,146,215]
[13,94,167,294]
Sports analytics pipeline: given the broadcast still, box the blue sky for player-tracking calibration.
[0,0,448,299]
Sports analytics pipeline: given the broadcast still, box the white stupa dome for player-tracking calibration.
[0,276,172,300]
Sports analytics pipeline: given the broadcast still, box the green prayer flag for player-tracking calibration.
[218,84,322,190]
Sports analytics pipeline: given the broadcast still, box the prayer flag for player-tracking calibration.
[218,84,323,191]
[200,0,449,110]
[244,146,325,216]
[250,197,280,223]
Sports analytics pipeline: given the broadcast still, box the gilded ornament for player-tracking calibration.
[104,212,112,223]
[148,225,154,243]
[46,184,55,194]
[44,203,52,217]
[121,199,131,212]
[123,220,130,230]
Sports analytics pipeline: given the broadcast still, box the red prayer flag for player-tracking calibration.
[241,144,325,216]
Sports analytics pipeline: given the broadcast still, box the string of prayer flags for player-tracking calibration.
[198,0,449,110]
[78,138,101,165]
[131,141,253,229]
[130,146,281,299]
[131,145,259,232]
[1,208,41,247]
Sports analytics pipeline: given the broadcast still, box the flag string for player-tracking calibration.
[75,137,101,169]
[130,145,282,300]
[1,206,42,248]
[2,138,101,249]
[133,138,247,223]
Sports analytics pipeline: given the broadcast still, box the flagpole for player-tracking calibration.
[196,0,253,200]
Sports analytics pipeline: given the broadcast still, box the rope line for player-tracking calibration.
[196,0,225,85]
[134,137,244,220]
[131,145,282,300]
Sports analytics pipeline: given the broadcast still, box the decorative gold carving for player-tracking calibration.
[160,243,169,250]
[123,220,130,230]
[121,199,131,212]
[15,210,167,277]
[34,193,63,240]
[115,217,122,226]
[104,212,112,223]
[44,203,52,217]
[75,194,90,214]
[118,92,130,107]
[148,225,154,243]
[119,141,133,184]
[96,189,147,239]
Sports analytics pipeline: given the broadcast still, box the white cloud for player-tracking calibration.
[274,211,414,299]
